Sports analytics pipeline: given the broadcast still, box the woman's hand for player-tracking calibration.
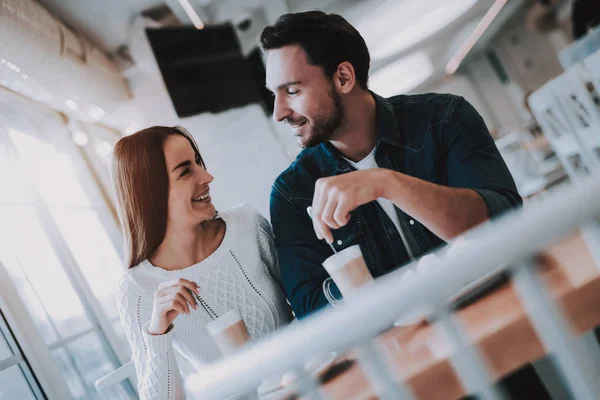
[148,278,199,335]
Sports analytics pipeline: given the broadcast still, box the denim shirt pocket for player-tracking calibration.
[294,199,373,271]
[331,219,363,251]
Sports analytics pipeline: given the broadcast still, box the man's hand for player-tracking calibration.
[311,169,388,243]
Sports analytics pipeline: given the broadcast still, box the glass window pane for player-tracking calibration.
[52,348,87,399]
[27,114,107,208]
[8,128,94,208]
[89,384,135,400]
[111,320,130,359]
[0,331,14,360]
[50,208,124,320]
[61,333,136,400]
[0,206,93,341]
[0,240,58,344]
[84,124,117,165]
[0,315,45,399]
[66,332,116,389]
[0,144,31,204]
[0,365,37,400]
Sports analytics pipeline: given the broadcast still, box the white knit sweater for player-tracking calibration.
[115,204,293,400]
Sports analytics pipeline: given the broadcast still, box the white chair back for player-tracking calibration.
[495,131,550,197]
[528,80,586,180]
[94,360,136,391]
[552,65,600,170]
[584,50,600,91]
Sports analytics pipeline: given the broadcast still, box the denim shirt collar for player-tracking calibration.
[373,91,403,148]
[323,91,403,173]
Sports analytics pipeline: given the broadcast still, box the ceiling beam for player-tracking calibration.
[164,0,211,26]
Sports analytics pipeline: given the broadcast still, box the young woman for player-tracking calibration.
[114,126,292,399]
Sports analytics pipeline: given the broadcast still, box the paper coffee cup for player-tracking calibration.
[206,309,251,356]
[206,309,244,336]
[322,245,363,273]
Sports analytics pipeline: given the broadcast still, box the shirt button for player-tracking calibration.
[388,228,394,234]
[409,220,415,225]
[337,240,343,245]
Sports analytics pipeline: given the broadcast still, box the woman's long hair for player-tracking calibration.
[112,126,204,269]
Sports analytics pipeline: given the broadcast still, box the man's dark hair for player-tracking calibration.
[260,10,370,89]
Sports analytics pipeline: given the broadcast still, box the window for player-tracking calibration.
[0,90,135,399]
[0,311,45,400]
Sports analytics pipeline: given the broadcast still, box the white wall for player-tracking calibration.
[191,105,293,219]
[465,54,529,130]
[419,51,532,136]
[118,66,295,219]
[421,73,498,132]
[492,15,565,94]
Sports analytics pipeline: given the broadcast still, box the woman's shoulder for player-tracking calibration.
[115,263,149,299]
[221,203,269,228]
[221,204,274,249]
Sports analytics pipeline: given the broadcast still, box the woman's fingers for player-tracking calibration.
[174,287,197,310]
[161,298,187,315]
[160,292,196,312]
[154,279,201,319]
[155,284,199,309]
[158,278,199,293]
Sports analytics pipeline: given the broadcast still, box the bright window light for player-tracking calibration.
[369,51,434,97]
[125,122,141,136]
[87,104,106,121]
[360,0,479,60]
[178,0,205,30]
[95,140,113,159]
[72,130,89,146]
[65,99,78,111]
[9,128,92,207]
[50,208,125,320]
[446,0,507,75]
[0,206,91,330]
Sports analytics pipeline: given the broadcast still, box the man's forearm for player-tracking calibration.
[380,169,489,241]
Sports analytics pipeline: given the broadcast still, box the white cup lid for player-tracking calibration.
[206,309,244,335]
[322,244,363,272]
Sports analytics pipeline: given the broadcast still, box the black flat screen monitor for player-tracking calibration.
[146,24,274,118]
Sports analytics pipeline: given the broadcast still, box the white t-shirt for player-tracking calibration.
[343,147,415,260]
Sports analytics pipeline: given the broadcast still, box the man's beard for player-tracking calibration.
[302,87,344,148]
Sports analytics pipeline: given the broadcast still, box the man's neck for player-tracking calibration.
[329,90,378,162]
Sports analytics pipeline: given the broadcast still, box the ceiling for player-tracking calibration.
[36,0,527,94]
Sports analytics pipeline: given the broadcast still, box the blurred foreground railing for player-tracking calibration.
[186,171,600,400]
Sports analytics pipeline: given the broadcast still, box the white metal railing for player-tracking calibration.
[186,170,600,400]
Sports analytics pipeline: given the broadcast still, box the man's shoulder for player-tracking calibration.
[272,145,328,201]
[383,93,467,147]
[387,92,463,118]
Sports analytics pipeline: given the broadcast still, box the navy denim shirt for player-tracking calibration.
[270,92,521,318]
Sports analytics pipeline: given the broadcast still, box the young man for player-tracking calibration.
[262,10,520,316]
[261,10,548,398]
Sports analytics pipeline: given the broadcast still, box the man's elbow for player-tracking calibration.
[443,200,490,240]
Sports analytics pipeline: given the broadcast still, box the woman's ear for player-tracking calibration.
[334,62,356,94]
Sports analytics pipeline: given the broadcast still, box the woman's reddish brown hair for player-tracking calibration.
[112,126,204,268]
